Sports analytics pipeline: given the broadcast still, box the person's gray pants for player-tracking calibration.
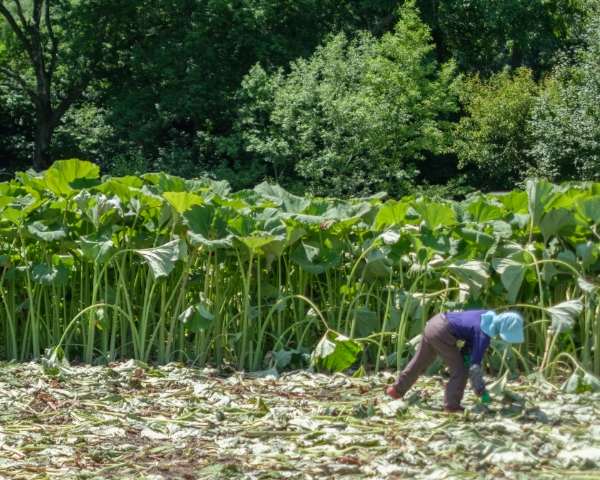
[391,313,469,410]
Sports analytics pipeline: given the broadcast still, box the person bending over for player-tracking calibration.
[385,310,524,413]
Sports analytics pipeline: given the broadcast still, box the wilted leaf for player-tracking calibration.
[137,240,180,280]
[311,331,362,372]
[577,277,598,293]
[547,299,583,334]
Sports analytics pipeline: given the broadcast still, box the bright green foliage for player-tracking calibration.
[311,332,363,372]
[455,69,539,190]
[237,2,458,198]
[0,160,600,378]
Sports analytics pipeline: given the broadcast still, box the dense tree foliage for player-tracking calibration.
[235,3,458,197]
[454,69,539,191]
[455,12,600,189]
[0,0,598,196]
[529,16,600,182]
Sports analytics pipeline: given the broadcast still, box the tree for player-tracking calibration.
[0,0,132,171]
[529,15,600,182]
[417,0,585,76]
[92,0,354,183]
[235,2,458,198]
[454,69,539,191]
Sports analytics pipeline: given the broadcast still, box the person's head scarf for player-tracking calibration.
[480,311,524,343]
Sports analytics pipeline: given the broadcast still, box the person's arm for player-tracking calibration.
[469,332,491,397]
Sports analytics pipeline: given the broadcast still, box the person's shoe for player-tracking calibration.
[443,407,465,414]
[385,386,403,400]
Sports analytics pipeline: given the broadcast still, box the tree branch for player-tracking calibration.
[51,83,86,127]
[0,3,33,56]
[45,0,58,76]
[370,6,400,37]
[0,66,40,105]
[12,0,31,34]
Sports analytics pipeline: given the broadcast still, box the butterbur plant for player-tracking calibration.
[0,160,598,382]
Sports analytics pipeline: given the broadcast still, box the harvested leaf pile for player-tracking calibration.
[0,362,599,479]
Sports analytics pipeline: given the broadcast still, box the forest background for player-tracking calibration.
[1,0,599,199]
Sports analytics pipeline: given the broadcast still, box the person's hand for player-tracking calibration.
[385,386,403,400]
[480,392,491,404]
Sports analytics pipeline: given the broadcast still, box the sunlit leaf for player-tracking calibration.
[163,191,204,214]
[311,331,362,372]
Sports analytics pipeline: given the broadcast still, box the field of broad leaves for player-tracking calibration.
[0,362,599,479]
[1,159,600,382]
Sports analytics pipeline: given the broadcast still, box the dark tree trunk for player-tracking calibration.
[33,112,54,171]
[511,43,523,70]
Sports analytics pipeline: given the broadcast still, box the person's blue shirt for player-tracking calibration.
[445,310,491,365]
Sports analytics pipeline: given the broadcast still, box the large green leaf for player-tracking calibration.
[492,258,527,303]
[136,240,180,279]
[183,204,235,250]
[358,245,393,280]
[454,226,496,248]
[311,331,362,372]
[467,198,503,223]
[352,306,378,337]
[336,201,373,227]
[235,235,277,252]
[254,182,310,213]
[576,241,598,268]
[375,200,410,229]
[577,277,598,294]
[93,180,137,203]
[31,257,70,286]
[411,202,457,230]
[539,208,571,243]
[76,192,124,229]
[526,178,555,228]
[229,212,283,253]
[575,195,600,225]
[290,244,340,274]
[38,159,100,197]
[292,200,341,226]
[163,192,204,214]
[448,260,490,299]
[0,196,13,210]
[143,172,188,194]
[26,221,69,242]
[80,229,116,264]
[547,299,583,334]
[495,190,528,213]
[1,207,28,225]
